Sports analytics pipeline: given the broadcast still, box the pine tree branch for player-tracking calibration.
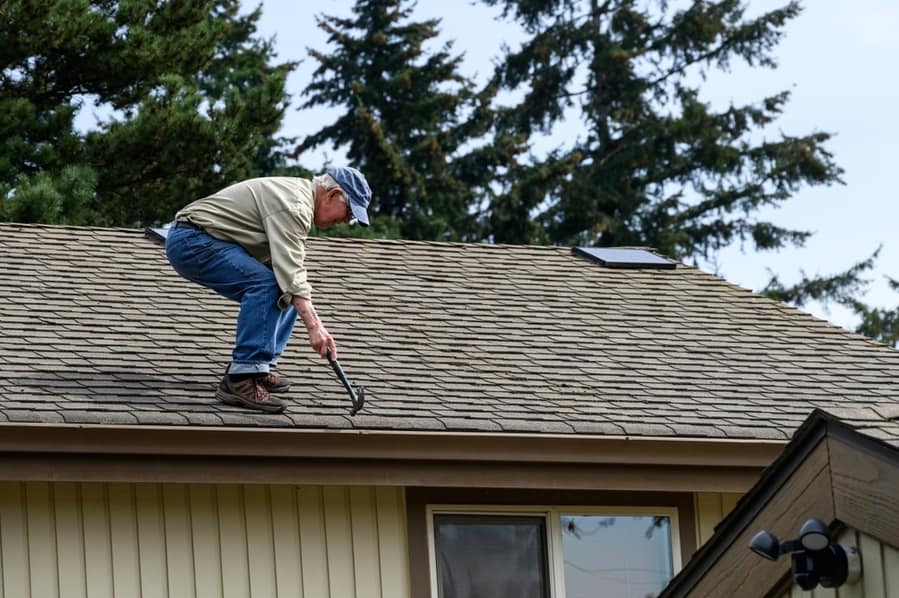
[762,247,880,307]
[644,2,801,91]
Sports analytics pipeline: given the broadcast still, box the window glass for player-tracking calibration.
[560,515,673,598]
[434,514,550,598]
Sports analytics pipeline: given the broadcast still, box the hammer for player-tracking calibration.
[327,350,365,416]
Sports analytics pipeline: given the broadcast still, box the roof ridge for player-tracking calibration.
[0,222,139,234]
[0,222,652,253]
[309,235,572,251]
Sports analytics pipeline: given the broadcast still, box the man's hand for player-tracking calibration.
[307,323,336,359]
[292,296,337,359]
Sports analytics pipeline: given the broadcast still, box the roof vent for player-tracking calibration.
[573,247,676,269]
[145,227,169,244]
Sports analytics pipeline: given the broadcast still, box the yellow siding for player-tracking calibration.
[27,482,59,598]
[324,486,356,597]
[375,486,411,598]
[82,483,114,598]
[693,492,743,547]
[298,486,330,597]
[350,486,382,598]
[163,485,196,597]
[270,485,303,598]
[244,485,278,597]
[0,482,411,598]
[0,481,30,598]
[55,482,86,598]
[778,528,899,598]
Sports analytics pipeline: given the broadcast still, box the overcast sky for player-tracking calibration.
[250,0,898,330]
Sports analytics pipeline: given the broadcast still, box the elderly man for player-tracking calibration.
[165,167,372,413]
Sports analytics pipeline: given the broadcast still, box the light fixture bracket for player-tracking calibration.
[747,520,862,590]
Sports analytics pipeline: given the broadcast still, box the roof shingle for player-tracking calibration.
[2,223,898,442]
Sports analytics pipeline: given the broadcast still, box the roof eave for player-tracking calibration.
[0,421,782,492]
[0,421,783,466]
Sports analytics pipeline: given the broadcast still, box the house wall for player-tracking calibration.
[0,482,410,598]
[777,528,899,598]
[693,492,742,546]
[0,483,751,598]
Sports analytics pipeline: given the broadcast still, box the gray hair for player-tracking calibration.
[312,173,341,192]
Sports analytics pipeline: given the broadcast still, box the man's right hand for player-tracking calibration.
[293,296,337,359]
[308,323,337,360]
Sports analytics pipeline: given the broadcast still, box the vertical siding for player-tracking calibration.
[244,485,277,598]
[0,482,411,598]
[375,487,411,598]
[297,486,329,598]
[55,482,86,598]
[0,481,30,597]
[324,486,358,597]
[270,485,302,598]
[26,482,59,598]
[82,483,114,598]
[778,528,899,598]
[218,484,250,598]
[136,484,168,598]
[693,492,743,547]
[350,486,382,598]
[162,485,195,598]
[108,483,142,597]
[190,483,223,598]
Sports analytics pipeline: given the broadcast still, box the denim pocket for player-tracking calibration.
[166,228,210,282]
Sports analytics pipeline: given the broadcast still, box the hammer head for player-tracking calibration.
[349,386,365,416]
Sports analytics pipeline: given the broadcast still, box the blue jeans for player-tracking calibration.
[165,223,297,374]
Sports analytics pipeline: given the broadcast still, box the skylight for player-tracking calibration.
[573,247,676,269]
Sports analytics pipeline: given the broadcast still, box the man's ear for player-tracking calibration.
[328,187,344,202]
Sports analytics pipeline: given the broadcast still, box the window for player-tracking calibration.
[428,507,680,598]
[434,514,551,598]
[559,514,674,598]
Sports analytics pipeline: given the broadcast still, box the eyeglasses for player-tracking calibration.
[340,191,355,224]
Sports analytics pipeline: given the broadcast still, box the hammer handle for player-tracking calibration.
[327,350,365,415]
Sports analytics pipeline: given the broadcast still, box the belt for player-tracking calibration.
[174,220,202,231]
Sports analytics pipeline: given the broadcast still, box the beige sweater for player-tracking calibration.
[175,177,314,308]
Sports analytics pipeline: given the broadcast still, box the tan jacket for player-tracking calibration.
[175,177,314,308]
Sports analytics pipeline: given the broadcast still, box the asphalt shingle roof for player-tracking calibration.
[2,223,899,442]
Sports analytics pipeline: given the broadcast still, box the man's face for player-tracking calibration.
[314,187,353,229]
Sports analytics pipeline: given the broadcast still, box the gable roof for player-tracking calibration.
[659,408,899,597]
[2,223,899,442]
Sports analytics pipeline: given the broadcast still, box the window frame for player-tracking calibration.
[426,504,682,598]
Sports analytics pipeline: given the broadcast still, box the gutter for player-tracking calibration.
[0,423,784,491]
[0,421,782,467]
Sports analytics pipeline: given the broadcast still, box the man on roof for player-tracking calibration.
[165,167,372,414]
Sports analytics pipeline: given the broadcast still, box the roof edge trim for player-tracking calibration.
[0,422,783,468]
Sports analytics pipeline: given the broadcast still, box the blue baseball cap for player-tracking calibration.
[327,166,372,226]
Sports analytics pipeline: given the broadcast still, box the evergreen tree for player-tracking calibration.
[0,0,296,226]
[763,249,899,348]
[299,0,501,241]
[851,293,899,349]
[480,0,843,259]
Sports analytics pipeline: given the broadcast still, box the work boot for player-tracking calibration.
[261,371,291,393]
[222,365,291,393]
[216,374,286,413]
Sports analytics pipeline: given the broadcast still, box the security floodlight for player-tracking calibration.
[747,519,861,590]
[799,518,831,552]
[749,530,780,560]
